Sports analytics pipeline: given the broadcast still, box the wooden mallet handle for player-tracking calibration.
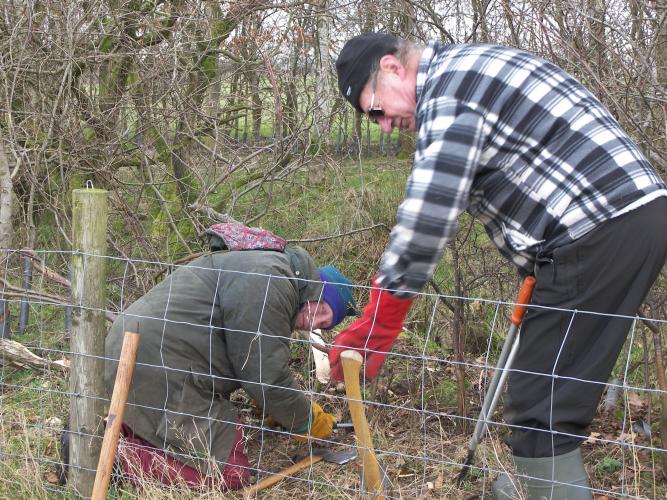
[242,454,324,497]
[91,331,140,500]
[341,350,385,499]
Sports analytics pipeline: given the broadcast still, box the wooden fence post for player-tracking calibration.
[64,265,72,337]
[69,187,108,497]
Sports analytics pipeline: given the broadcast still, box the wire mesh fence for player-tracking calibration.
[0,248,666,499]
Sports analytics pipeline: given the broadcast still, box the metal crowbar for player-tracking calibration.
[456,275,536,484]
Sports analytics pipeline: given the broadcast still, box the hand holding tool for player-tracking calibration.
[341,349,388,499]
[295,402,336,442]
[329,277,415,381]
[457,276,536,484]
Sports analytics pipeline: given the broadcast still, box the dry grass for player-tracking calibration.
[1,349,665,499]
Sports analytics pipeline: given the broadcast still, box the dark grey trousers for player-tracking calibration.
[505,197,667,458]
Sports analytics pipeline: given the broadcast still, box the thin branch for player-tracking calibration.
[287,223,390,243]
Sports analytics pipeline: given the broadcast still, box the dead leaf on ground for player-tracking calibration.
[45,471,60,484]
[420,473,444,496]
[625,391,645,411]
[618,431,637,443]
[584,431,602,445]
[45,416,62,427]
[54,358,70,368]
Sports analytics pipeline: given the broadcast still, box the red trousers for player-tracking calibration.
[116,423,250,491]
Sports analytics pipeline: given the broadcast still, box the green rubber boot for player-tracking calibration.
[492,447,593,499]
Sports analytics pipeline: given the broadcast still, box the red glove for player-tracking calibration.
[329,277,415,381]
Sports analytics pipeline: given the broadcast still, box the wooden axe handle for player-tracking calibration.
[242,454,324,497]
[92,331,140,500]
[341,350,385,499]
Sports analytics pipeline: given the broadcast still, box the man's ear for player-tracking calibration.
[378,54,404,76]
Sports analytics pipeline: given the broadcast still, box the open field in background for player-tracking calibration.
[1,156,666,499]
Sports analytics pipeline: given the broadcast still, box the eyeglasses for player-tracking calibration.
[367,91,384,123]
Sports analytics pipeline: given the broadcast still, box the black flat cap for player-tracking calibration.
[336,33,399,113]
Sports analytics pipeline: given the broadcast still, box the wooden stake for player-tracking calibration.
[91,331,140,500]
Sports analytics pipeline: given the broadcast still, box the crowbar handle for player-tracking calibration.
[341,350,385,499]
[511,275,536,326]
[92,331,140,500]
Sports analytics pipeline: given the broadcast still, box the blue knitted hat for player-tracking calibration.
[318,266,357,329]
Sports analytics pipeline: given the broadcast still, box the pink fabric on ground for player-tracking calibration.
[116,423,249,491]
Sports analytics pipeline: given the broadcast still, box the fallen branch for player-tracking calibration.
[16,248,71,288]
[0,338,68,372]
[0,275,69,304]
[0,277,117,323]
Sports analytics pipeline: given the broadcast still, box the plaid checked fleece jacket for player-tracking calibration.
[378,43,667,294]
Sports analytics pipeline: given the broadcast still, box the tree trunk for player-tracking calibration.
[0,134,12,339]
[450,242,468,432]
[588,0,607,98]
[472,0,489,43]
[0,132,12,250]
[314,0,332,149]
[251,70,263,145]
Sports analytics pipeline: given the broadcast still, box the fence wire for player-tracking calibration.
[0,249,665,499]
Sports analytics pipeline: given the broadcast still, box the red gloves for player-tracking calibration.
[329,277,415,381]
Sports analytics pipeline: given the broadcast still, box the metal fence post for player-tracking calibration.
[366,120,371,156]
[0,298,10,339]
[68,187,108,497]
[18,255,32,333]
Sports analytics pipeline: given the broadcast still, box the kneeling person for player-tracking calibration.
[104,246,355,491]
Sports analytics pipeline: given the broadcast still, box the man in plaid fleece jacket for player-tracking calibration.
[331,32,667,499]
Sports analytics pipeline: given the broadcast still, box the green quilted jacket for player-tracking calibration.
[104,247,323,471]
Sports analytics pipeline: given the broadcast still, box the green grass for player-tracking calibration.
[204,156,410,284]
